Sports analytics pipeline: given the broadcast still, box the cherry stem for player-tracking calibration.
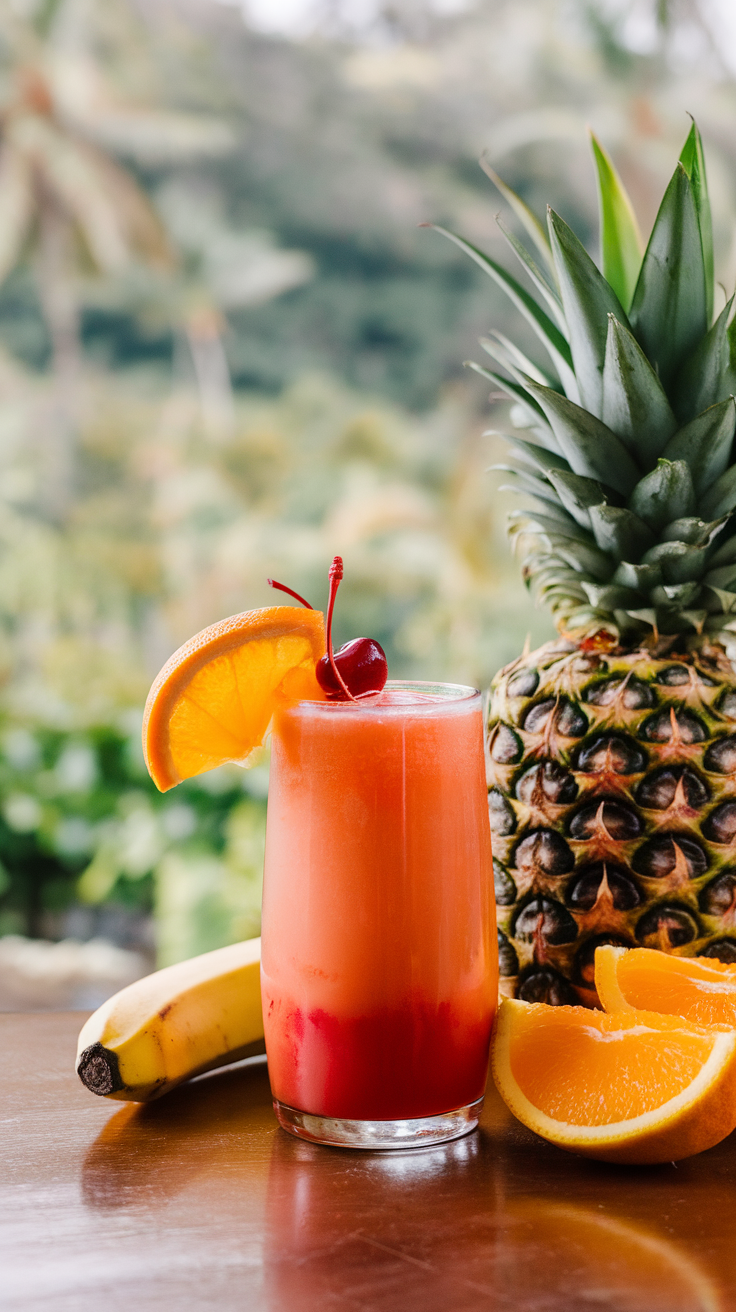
[267,578,314,609]
[326,556,356,702]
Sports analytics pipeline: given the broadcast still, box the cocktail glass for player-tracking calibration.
[261,680,497,1150]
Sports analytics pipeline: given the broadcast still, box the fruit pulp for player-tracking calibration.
[261,681,497,1122]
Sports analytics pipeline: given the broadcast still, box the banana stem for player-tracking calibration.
[77,1042,124,1097]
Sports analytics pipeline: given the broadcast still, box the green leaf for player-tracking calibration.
[477,341,554,397]
[533,564,592,589]
[590,132,644,313]
[494,465,564,509]
[642,540,710,582]
[547,207,630,416]
[429,225,577,396]
[546,469,610,529]
[601,315,677,465]
[582,582,644,609]
[465,361,553,431]
[725,314,736,396]
[623,607,658,631]
[679,120,714,324]
[708,533,736,567]
[509,508,592,543]
[704,564,736,590]
[628,460,695,532]
[651,581,703,607]
[496,217,565,327]
[506,437,572,476]
[566,609,602,628]
[661,398,736,495]
[661,516,727,546]
[671,297,732,424]
[481,333,557,388]
[479,154,554,273]
[537,580,591,604]
[705,586,736,613]
[498,482,560,513]
[588,504,656,561]
[629,164,708,393]
[613,560,662,591]
[681,610,708,633]
[524,379,641,496]
[544,539,613,580]
[521,540,611,583]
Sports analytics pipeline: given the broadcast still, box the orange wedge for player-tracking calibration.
[596,945,736,1029]
[492,998,736,1164]
[143,606,325,791]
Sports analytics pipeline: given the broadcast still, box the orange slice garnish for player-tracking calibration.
[492,998,736,1164]
[596,944,736,1029]
[143,606,325,791]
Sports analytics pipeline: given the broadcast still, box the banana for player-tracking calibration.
[76,937,264,1102]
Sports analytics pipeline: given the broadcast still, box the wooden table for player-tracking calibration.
[3,1012,736,1311]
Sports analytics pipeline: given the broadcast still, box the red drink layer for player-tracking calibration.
[261,683,497,1121]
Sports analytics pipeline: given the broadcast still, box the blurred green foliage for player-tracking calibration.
[0,711,266,964]
[0,362,550,960]
[1,0,735,967]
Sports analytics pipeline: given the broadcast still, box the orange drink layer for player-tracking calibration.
[261,682,497,1122]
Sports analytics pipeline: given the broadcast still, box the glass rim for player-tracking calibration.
[284,679,482,717]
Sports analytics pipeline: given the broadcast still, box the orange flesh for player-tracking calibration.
[509,1005,716,1125]
[143,606,326,791]
[614,949,736,1029]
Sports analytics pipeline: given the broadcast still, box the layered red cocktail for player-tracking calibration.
[261,680,496,1147]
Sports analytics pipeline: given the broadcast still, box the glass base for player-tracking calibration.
[273,1097,484,1150]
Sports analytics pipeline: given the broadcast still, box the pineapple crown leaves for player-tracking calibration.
[434,120,736,646]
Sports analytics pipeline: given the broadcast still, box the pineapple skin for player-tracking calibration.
[442,123,736,1003]
[489,634,736,1007]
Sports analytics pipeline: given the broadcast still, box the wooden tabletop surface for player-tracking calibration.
[3,1011,736,1311]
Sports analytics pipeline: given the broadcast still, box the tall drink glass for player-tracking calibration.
[261,680,497,1150]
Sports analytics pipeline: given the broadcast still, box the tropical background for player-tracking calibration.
[1,0,736,1006]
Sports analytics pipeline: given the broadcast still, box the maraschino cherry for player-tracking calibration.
[267,556,388,700]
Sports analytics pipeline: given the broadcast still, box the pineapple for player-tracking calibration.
[439,124,736,1006]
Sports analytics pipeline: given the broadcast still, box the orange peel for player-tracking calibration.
[492,997,736,1164]
[596,944,736,1029]
[143,605,325,791]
